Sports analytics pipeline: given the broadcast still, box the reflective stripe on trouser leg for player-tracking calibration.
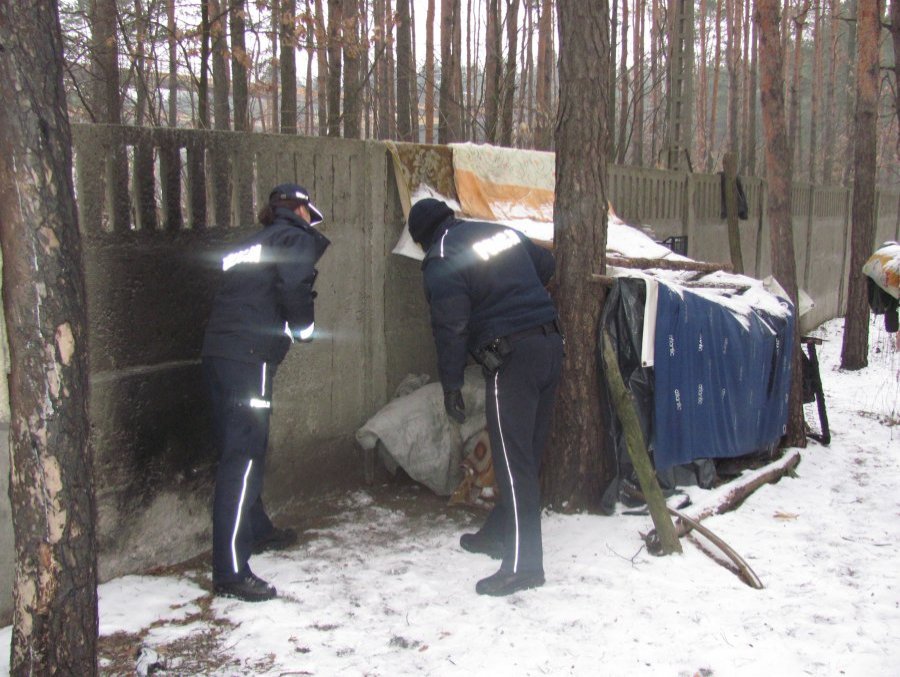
[493,370,521,573]
[231,459,254,574]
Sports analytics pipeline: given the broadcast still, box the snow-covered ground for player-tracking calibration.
[2,317,898,676]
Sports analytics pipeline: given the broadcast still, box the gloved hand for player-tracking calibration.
[444,389,466,424]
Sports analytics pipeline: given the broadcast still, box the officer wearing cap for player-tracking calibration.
[408,198,564,596]
[202,183,329,601]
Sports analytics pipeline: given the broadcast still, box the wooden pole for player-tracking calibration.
[606,255,733,273]
[600,328,682,555]
[724,151,745,274]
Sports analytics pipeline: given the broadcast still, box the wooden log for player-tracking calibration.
[676,449,802,534]
[590,273,752,290]
[607,255,733,274]
[601,328,682,555]
[671,507,764,589]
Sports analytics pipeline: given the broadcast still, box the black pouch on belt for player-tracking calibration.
[473,337,512,375]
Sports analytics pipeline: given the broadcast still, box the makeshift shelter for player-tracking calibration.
[357,143,798,507]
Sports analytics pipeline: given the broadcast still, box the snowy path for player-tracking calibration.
[1,318,898,676]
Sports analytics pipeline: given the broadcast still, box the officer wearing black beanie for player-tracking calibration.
[407,198,564,596]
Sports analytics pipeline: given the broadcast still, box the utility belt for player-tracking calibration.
[472,320,560,374]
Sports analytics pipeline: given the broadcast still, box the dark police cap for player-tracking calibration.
[269,183,324,226]
[408,198,454,247]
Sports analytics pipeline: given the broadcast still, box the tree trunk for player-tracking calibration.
[168,0,178,126]
[757,0,807,448]
[438,0,463,142]
[210,0,231,130]
[726,0,741,155]
[616,0,629,164]
[327,0,343,136]
[134,0,148,126]
[609,0,618,158]
[89,0,121,123]
[231,0,249,131]
[385,0,397,139]
[343,0,362,138]
[374,0,388,138]
[484,0,501,143]
[890,0,900,163]
[808,0,822,182]
[746,3,758,175]
[500,0,520,146]
[788,3,809,172]
[314,0,328,135]
[280,0,297,134]
[396,0,414,141]
[199,0,211,128]
[841,0,858,186]
[408,0,420,140]
[425,0,436,143]
[823,0,839,183]
[0,2,98,673]
[269,0,280,132]
[841,0,882,369]
[305,1,315,134]
[708,0,723,171]
[632,0,645,165]
[544,0,611,510]
[697,0,709,170]
[534,0,554,150]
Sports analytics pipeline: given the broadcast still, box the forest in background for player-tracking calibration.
[61,0,899,185]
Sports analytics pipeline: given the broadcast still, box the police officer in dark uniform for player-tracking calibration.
[407,198,564,596]
[202,183,330,601]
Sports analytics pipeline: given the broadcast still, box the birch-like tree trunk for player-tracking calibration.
[841,0,882,369]
[0,2,98,673]
[544,0,611,510]
[757,0,807,447]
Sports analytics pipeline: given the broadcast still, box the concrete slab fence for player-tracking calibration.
[0,124,897,622]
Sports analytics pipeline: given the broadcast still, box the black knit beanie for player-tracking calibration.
[408,198,454,247]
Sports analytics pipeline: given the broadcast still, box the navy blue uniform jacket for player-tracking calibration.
[422,217,557,392]
[202,207,330,365]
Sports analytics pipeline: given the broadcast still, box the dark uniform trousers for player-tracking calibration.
[203,356,277,583]
[478,331,564,575]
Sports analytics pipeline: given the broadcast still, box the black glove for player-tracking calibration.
[444,389,466,424]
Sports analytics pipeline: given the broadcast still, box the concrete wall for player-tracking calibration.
[611,168,900,333]
[2,127,899,622]
[0,126,434,623]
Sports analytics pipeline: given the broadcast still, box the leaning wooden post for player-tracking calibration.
[600,327,682,554]
[724,151,745,274]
